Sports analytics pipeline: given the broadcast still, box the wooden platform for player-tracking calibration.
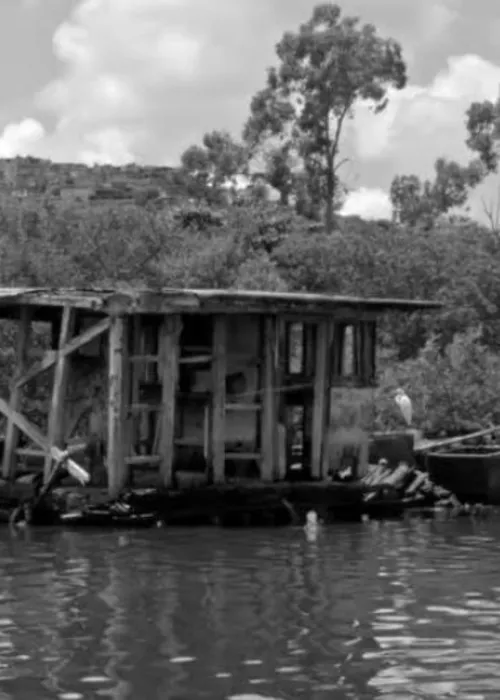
[0,477,367,526]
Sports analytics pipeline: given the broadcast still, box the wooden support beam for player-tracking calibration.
[226,403,261,411]
[178,354,212,365]
[122,318,133,463]
[0,397,47,451]
[16,316,110,389]
[0,398,86,476]
[211,315,227,483]
[2,306,31,479]
[43,306,76,482]
[311,319,331,480]
[322,320,335,478]
[275,318,287,481]
[125,455,161,466]
[107,316,127,498]
[19,292,107,311]
[364,321,376,383]
[129,354,158,363]
[158,314,182,487]
[225,452,261,460]
[261,315,278,481]
[129,315,142,452]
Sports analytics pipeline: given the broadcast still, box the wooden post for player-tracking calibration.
[158,314,181,487]
[107,316,127,498]
[365,321,376,383]
[261,315,278,481]
[44,306,76,482]
[322,320,335,478]
[275,317,287,481]
[211,315,227,483]
[311,319,331,480]
[2,306,31,479]
[121,319,133,463]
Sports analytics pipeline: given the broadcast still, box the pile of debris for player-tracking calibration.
[361,459,461,515]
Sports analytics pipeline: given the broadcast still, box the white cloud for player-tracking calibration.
[340,187,392,220]
[352,54,500,176]
[411,0,460,56]
[79,127,135,165]
[0,118,45,157]
[425,1,458,41]
[21,0,272,165]
[31,0,206,163]
[339,53,500,220]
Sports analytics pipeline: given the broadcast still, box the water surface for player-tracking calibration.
[0,517,499,699]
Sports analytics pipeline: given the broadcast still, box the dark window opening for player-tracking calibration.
[180,315,213,356]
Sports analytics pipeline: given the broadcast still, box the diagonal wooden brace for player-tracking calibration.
[0,398,87,479]
[15,317,111,389]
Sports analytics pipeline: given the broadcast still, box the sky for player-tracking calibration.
[1,0,500,220]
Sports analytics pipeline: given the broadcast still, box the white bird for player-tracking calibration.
[394,387,412,426]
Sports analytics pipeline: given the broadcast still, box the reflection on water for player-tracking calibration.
[0,518,500,698]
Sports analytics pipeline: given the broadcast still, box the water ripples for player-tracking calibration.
[0,521,498,697]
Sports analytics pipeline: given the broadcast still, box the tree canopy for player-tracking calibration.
[243,3,407,232]
[180,130,248,204]
[390,159,484,227]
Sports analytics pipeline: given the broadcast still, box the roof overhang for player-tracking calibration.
[0,287,442,318]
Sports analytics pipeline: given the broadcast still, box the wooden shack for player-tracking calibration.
[0,288,440,498]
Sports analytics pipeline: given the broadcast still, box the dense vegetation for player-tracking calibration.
[1,193,500,436]
[3,2,500,436]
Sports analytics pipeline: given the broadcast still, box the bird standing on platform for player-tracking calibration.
[394,388,412,427]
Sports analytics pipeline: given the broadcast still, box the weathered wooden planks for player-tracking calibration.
[107,316,127,498]
[158,314,182,487]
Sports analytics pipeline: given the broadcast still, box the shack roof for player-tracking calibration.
[0,287,442,318]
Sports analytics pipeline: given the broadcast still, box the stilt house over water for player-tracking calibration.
[0,288,440,497]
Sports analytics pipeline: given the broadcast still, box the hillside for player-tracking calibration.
[0,156,188,206]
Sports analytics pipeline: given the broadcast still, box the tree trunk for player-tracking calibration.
[325,160,334,234]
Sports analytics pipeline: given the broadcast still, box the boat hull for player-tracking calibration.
[426,447,500,504]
